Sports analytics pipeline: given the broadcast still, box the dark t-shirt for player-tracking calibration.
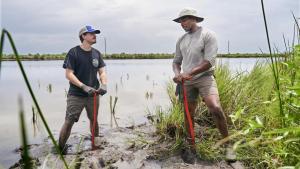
[63,46,106,97]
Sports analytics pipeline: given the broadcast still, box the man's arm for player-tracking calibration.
[65,68,96,95]
[188,60,211,76]
[173,36,185,83]
[172,62,182,83]
[98,67,107,85]
[172,62,181,76]
[65,68,83,87]
[97,67,107,95]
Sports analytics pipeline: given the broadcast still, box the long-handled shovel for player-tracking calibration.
[91,93,97,150]
[182,79,196,147]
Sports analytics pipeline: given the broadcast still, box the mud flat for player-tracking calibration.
[10,123,243,169]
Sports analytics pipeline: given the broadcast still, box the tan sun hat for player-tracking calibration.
[173,7,204,23]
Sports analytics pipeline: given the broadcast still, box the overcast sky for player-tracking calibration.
[1,0,299,54]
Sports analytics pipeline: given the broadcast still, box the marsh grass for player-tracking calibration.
[109,95,119,128]
[155,58,299,168]
[68,137,84,169]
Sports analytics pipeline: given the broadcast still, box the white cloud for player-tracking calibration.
[1,0,298,54]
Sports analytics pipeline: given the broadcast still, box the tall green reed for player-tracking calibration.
[19,96,32,169]
[0,29,69,169]
[260,0,284,124]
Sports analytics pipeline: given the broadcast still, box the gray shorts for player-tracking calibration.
[65,95,99,123]
[178,75,219,102]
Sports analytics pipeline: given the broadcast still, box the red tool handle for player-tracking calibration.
[91,93,97,150]
[182,79,195,146]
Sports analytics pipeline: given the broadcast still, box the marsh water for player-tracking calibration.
[0,58,268,168]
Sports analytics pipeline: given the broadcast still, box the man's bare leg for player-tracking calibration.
[59,119,74,151]
[203,95,228,138]
[203,95,236,161]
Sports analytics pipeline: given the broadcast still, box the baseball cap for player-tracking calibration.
[79,26,100,36]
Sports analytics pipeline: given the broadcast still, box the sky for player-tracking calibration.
[1,0,299,54]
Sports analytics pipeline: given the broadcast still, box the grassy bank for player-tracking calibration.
[1,53,287,61]
[154,45,300,168]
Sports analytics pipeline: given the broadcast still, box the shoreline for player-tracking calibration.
[1,53,286,61]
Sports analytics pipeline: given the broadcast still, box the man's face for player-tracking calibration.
[179,16,197,32]
[83,32,97,44]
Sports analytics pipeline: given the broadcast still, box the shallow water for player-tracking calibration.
[0,58,268,168]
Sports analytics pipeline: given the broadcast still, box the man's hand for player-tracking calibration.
[180,72,193,80]
[97,84,107,96]
[173,74,182,83]
[80,84,97,96]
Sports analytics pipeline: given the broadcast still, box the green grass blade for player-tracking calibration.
[19,96,32,169]
[0,29,69,169]
[291,11,300,37]
[260,0,284,124]
[0,30,4,73]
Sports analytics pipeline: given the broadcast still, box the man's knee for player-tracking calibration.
[187,100,197,109]
[63,119,75,130]
[208,102,221,111]
[209,105,224,119]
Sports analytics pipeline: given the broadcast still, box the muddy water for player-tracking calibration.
[0,58,266,168]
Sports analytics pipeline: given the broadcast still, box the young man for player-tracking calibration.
[58,25,107,154]
[172,8,233,163]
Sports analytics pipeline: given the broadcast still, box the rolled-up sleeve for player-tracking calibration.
[96,50,106,69]
[204,31,218,67]
[173,38,183,65]
[63,49,76,70]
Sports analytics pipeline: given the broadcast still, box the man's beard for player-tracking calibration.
[88,40,96,45]
[184,27,192,33]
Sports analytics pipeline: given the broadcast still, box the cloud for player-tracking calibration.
[1,0,298,54]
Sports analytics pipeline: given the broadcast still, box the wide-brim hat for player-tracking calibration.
[173,7,204,23]
[79,26,100,37]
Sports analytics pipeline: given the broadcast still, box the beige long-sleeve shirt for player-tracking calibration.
[173,26,218,85]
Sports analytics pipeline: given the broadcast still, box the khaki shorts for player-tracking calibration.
[178,75,219,102]
[65,95,99,123]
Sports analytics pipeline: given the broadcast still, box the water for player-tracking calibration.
[0,58,268,168]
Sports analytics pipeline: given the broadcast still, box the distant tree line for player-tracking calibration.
[1,53,287,60]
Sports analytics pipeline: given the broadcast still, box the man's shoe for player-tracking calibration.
[51,144,69,155]
[225,146,237,163]
[180,149,196,164]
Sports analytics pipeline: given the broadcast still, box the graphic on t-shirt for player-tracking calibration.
[92,58,99,68]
